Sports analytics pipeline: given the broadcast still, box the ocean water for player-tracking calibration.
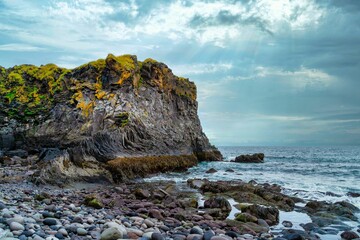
[146,146,360,208]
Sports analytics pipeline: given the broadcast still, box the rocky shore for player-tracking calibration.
[1,159,360,240]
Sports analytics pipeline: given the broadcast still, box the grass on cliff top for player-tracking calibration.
[0,54,197,121]
[107,155,198,181]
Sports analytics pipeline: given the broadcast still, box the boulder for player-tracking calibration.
[240,204,279,226]
[341,231,360,240]
[233,153,265,163]
[0,54,223,184]
[204,196,231,220]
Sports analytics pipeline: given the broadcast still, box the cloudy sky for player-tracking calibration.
[1,0,360,146]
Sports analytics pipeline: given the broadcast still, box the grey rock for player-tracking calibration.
[204,230,215,240]
[43,218,57,226]
[76,228,87,236]
[100,227,123,240]
[151,233,165,240]
[9,222,25,231]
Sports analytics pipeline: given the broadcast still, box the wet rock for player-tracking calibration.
[347,192,360,198]
[225,169,234,173]
[340,231,359,240]
[300,222,317,231]
[282,220,293,228]
[257,219,270,230]
[205,168,217,174]
[241,204,279,226]
[187,179,207,189]
[282,233,304,240]
[233,153,264,163]
[305,200,359,221]
[204,197,231,211]
[235,213,258,223]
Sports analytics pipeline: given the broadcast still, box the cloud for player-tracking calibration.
[0,43,43,52]
[254,66,336,89]
[172,63,233,76]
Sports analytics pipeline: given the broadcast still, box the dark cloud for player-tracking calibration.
[188,10,273,35]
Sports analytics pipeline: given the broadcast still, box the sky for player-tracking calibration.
[0,0,360,146]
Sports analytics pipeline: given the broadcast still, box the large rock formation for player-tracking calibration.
[0,54,222,184]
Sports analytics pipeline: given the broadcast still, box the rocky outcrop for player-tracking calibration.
[233,153,264,163]
[0,54,222,183]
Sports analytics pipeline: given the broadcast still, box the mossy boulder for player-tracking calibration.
[84,195,103,209]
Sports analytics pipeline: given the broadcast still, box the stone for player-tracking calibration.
[340,231,359,240]
[204,230,215,240]
[241,204,279,225]
[54,233,64,239]
[190,226,203,235]
[134,189,151,199]
[9,222,25,231]
[151,232,165,240]
[100,227,123,240]
[234,153,265,163]
[144,219,154,228]
[282,233,304,240]
[149,209,164,220]
[347,192,360,198]
[186,234,202,240]
[77,228,87,236]
[205,168,217,174]
[282,220,293,228]
[0,202,6,210]
[225,231,239,238]
[143,232,154,239]
[210,237,228,240]
[43,218,57,226]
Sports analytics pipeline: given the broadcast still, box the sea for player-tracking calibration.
[145,146,360,239]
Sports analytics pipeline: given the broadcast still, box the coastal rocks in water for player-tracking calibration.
[347,192,360,198]
[340,231,359,240]
[0,54,222,184]
[233,153,265,163]
[305,200,359,221]
[192,179,295,212]
[282,220,293,228]
[205,168,218,174]
[204,196,231,220]
[240,204,279,226]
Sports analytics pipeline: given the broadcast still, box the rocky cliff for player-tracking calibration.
[0,54,222,184]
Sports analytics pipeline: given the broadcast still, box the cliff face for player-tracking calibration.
[0,54,222,183]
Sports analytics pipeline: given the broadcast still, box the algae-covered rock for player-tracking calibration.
[84,195,103,209]
[0,54,222,183]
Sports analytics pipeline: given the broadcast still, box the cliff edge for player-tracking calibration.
[0,54,222,184]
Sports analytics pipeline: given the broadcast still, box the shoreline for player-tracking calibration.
[1,174,359,240]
